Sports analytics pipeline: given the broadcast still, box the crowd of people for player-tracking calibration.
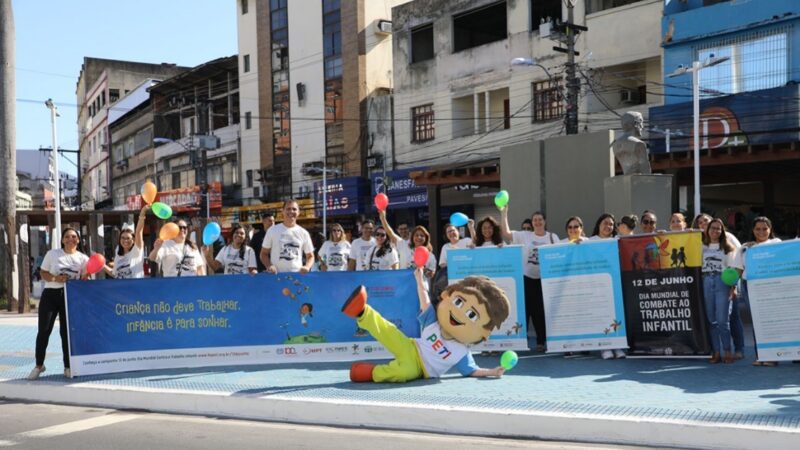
[27,197,794,380]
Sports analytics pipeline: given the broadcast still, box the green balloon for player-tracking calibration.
[494,190,509,208]
[500,350,518,370]
[721,267,739,286]
[152,202,173,220]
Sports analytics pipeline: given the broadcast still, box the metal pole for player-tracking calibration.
[692,61,701,218]
[322,158,327,237]
[47,101,62,249]
[565,2,578,135]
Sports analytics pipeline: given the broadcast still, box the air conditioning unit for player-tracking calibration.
[620,89,639,104]
[375,19,392,35]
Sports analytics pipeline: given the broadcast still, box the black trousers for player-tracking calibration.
[524,276,547,346]
[35,288,69,368]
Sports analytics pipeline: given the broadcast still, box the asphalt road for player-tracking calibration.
[0,400,660,449]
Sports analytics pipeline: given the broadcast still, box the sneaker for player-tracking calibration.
[341,285,367,318]
[734,351,744,360]
[63,368,71,378]
[601,350,614,360]
[614,349,626,359]
[27,366,45,380]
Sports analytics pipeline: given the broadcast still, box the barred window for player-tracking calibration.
[532,79,562,122]
[411,104,435,143]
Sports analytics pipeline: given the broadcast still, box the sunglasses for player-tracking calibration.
[567,225,582,229]
[178,226,188,230]
[375,233,387,237]
[642,220,655,225]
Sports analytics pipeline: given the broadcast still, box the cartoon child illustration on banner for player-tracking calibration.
[341,267,510,383]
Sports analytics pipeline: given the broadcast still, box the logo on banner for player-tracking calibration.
[698,107,749,149]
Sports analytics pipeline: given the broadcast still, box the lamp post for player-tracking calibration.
[315,162,342,238]
[668,55,730,218]
[45,99,62,249]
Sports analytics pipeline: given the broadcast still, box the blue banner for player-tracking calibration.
[370,168,428,209]
[539,240,628,352]
[745,239,800,362]
[447,246,528,351]
[65,270,419,376]
[313,176,369,216]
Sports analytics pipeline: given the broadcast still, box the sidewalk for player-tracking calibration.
[0,314,797,449]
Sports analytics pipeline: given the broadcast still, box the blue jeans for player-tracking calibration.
[730,281,746,353]
[703,274,732,353]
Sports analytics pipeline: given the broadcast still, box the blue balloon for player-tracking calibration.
[202,222,221,246]
[450,212,469,227]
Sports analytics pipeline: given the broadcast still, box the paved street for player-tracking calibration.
[0,401,655,450]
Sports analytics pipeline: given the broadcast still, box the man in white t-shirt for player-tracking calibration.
[348,219,376,271]
[261,200,315,273]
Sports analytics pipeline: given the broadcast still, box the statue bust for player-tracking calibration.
[612,111,652,175]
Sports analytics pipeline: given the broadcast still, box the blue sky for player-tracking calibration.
[13,0,238,176]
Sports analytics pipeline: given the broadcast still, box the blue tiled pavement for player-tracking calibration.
[1,318,799,430]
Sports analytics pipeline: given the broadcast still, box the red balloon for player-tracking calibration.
[86,253,106,275]
[413,246,430,268]
[374,193,389,212]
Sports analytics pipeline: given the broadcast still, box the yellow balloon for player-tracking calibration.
[142,181,158,205]
[159,222,180,241]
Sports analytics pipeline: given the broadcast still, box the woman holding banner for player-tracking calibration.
[149,219,206,277]
[669,212,688,232]
[617,215,638,236]
[562,216,589,243]
[366,226,399,271]
[469,216,504,248]
[702,218,737,364]
[319,223,350,272]
[104,206,148,279]
[204,224,257,275]
[500,207,559,353]
[732,216,781,366]
[439,222,473,269]
[591,213,618,240]
[28,227,90,380]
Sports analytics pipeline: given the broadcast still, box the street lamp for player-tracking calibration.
[45,99,62,249]
[668,54,730,218]
[309,162,342,237]
[510,57,554,80]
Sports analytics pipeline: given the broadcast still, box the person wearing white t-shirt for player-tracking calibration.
[500,207,559,353]
[468,216,504,248]
[588,213,628,359]
[365,227,400,271]
[29,227,89,380]
[439,223,473,268]
[562,216,589,243]
[348,219,375,271]
[261,200,315,273]
[205,224,257,275]
[379,211,436,283]
[104,205,148,279]
[731,216,782,366]
[149,218,206,277]
[319,224,351,271]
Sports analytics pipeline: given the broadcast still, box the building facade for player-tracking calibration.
[236,0,408,231]
[76,58,187,210]
[648,0,800,238]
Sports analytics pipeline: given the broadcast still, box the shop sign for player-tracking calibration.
[370,168,428,209]
[312,176,367,216]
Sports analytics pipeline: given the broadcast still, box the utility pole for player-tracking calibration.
[0,0,17,309]
[549,0,586,135]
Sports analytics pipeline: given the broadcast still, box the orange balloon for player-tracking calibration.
[159,222,180,241]
[142,181,157,205]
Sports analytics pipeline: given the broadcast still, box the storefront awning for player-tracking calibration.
[409,161,500,186]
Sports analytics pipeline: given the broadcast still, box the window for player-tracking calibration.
[453,1,507,53]
[245,112,252,130]
[246,169,253,188]
[241,0,248,14]
[172,172,181,189]
[243,54,250,73]
[410,24,434,63]
[532,79,563,122]
[531,0,560,29]
[411,104,435,143]
[586,0,643,15]
[323,0,342,81]
[134,127,152,152]
[109,89,120,103]
[697,28,788,97]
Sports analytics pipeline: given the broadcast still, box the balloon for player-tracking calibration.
[413,246,429,268]
[203,222,222,246]
[494,190,509,209]
[141,180,157,205]
[159,222,180,241]
[500,350,518,371]
[449,212,469,227]
[721,267,740,286]
[86,253,106,275]
[151,202,173,220]
[374,193,389,212]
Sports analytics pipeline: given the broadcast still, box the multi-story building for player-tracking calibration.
[235,0,409,231]
[16,149,76,210]
[148,56,240,217]
[648,0,800,238]
[390,0,664,228]
[108,79,160,210]
[76,58,187,210]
